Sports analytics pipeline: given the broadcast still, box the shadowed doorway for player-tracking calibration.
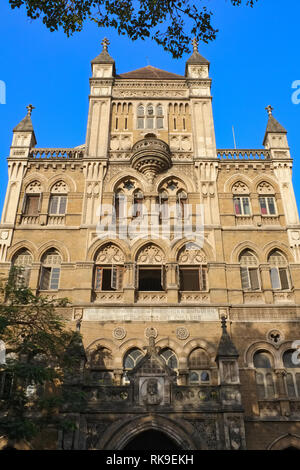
[123,430,181,450]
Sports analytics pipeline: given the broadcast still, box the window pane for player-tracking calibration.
[137,117,144,129]
[157,117,164,129]
[249,268,259,290]
[283,350,299,368]
[267,197,276,215]
[95,267,102,290]
[286,373,296,397]
[137,105,144,116]
[59,196,67,214]
[240,267,250,289]
[200,371,210,382]
[180,269,200,291]
[254,352,272,369]
[157,105,163,116]
[25,195,39,215]
[266,373,275,398]
[256,372,265,399]
[279,268,289,290]
[259,197,268,215]
[242,198,250,215]
[50,268,60,290]
[146,117,154,129]
[189,371,199,383]
[40,267,51,290]
[270,268,280,289]
[234,198,242,215]
[49,196,59,214]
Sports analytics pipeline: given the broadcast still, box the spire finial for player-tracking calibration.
[192,37,198,52]
[26,104,35,117]
[221,315,227,332]
[101,37,110,52]
[266,105,274,117]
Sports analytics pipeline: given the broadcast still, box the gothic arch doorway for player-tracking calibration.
[123,430,181,451]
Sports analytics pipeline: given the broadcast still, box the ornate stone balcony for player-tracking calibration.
[30,148,84,159]
[20,215,40,225]
[217,149,270,160]
[180,292,210,303]
[131,137,171,183]
[136,292,167,303]
[93,291,124,303]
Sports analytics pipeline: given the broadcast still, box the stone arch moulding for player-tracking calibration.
[155,172,196,194]
[132,240,168,264]
[223,174,253,194]
[170,238,214,263]
[106,171,148,194]
[99,415,197,450]
[37,240,70,263]
[46,174,76,193]
[155,337,182,354]
[267,433,300,450]
[22,173,48,190]
[253,174,279,193]
[182,338,216,363]
[7,240,38,262]
[86,337,116,353]
[230,241,263,264]
[262,241,293,264]
[87,239,130,263]
[244,341,279,368]
[118,338,147,355]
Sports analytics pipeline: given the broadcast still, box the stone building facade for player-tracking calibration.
[1,38,300,450]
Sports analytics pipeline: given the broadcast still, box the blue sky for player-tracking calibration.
[0,0,300,214]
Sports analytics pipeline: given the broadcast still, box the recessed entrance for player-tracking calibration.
[123,430,181,450]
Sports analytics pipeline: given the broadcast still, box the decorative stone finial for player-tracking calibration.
[221,315,227,332]
[26,104,35,117]
[265,105,274,117]
[101,37,110,52]
[192,37,198,52]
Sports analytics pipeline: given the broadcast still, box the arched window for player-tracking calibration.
[90,347,113,369]
[258,182,276,216]
[94,244,124,292]
[268,250,290,290]
[136,104,164,129]
[253,351,275,399]
[188,348,211,384]
[39,249,61,291]
[49,181,68,216]
[124,348,144,370]
[159,348,178,370]
[23,181,42,216]
[136,244,166,292]
[178,246,208,292]
[239,249,260,291]
[12,249,33,286]
[283,350,300,398]
[232,182,251,216]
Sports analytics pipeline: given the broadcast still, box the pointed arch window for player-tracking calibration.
[12,249,33,287]
[239,249,260,291]
[283,350,300,398]
[39,249,61,290]
[188,348,211,384]
[158,191,169,222]
[23,181,42,216]
[159,348,178,370]
[136,104,164,130]
[124,348,144,370]
[253,350,275,399]
[268,250,290,290]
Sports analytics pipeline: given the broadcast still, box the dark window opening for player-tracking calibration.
[180,267,207,291]
[24,195,40,215]
[138,268,164,291]
[94,266,123,291]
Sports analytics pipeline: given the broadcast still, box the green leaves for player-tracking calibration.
[0,268,83,443]
[8,0,259,57]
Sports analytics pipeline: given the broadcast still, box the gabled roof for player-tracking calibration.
[117,65,184,80]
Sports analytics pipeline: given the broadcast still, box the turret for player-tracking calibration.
[9,104,36,159]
